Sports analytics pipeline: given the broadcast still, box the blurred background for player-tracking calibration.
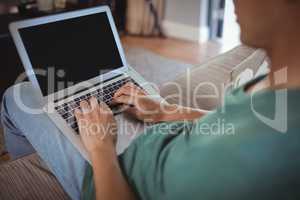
[0,0,241,104]
[0,0,241,161]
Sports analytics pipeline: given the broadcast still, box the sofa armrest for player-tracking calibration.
[231,48,267,82]
[160,45,267,110]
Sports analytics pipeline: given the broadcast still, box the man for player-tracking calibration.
[2,0,300,199]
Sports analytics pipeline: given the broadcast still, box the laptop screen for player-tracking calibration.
[19,12,123,96]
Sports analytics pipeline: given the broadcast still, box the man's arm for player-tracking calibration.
[90,147,136,200]
[160,104,211,122]
[113,83,211,123]
[75,98,136,200]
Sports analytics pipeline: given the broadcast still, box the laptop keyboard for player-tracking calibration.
[54,77,140,134]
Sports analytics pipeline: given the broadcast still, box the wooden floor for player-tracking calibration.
[0,36,222,163]
[121,36,222,65]
[0,153,10,164]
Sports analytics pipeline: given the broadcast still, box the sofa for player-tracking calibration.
[0,45,268,200]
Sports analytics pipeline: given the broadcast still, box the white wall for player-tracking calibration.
[222,0,241,51]
[165,0,201,27]
[163,0,209,43]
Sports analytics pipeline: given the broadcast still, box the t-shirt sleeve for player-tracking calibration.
[118,121,197,200]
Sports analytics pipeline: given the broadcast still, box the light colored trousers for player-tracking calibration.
[1,82,88,200]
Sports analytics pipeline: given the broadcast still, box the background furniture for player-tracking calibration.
[0,45,268,199]
[126,0,164,36]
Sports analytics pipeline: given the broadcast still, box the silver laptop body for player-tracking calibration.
[9,6,161,163]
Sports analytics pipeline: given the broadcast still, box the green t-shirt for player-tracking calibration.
[82,78,300,200]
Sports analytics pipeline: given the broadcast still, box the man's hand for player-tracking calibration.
[75,97,136,200]
[113,83,209,122]
[74,97,117,156]
[113,83,174,123]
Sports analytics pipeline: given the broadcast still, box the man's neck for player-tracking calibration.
[267,32,300,89]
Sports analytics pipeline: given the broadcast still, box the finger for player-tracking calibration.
[113,85,131,98]
[80,100,91,114]
[74,109,86,131]
[90,97,99,110]
[98,101,113,115]
[114,83,144,98]
[112,89,132,104]
[122,82,137,91]
[89,97,100,118]
[113,95,135,106]
[125,82,147,95]
[74,108,83,120]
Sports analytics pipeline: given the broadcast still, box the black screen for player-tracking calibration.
[19,12,123,96]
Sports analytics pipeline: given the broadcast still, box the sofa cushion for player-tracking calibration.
[160,45,268,110]
[0,153,70,200]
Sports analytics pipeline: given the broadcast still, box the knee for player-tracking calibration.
[2,84,18,114]
[1,82,39,117]
[2,82,32,104]
[1,85,17,127]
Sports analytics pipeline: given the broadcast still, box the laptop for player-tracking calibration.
[9,6,161,163]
